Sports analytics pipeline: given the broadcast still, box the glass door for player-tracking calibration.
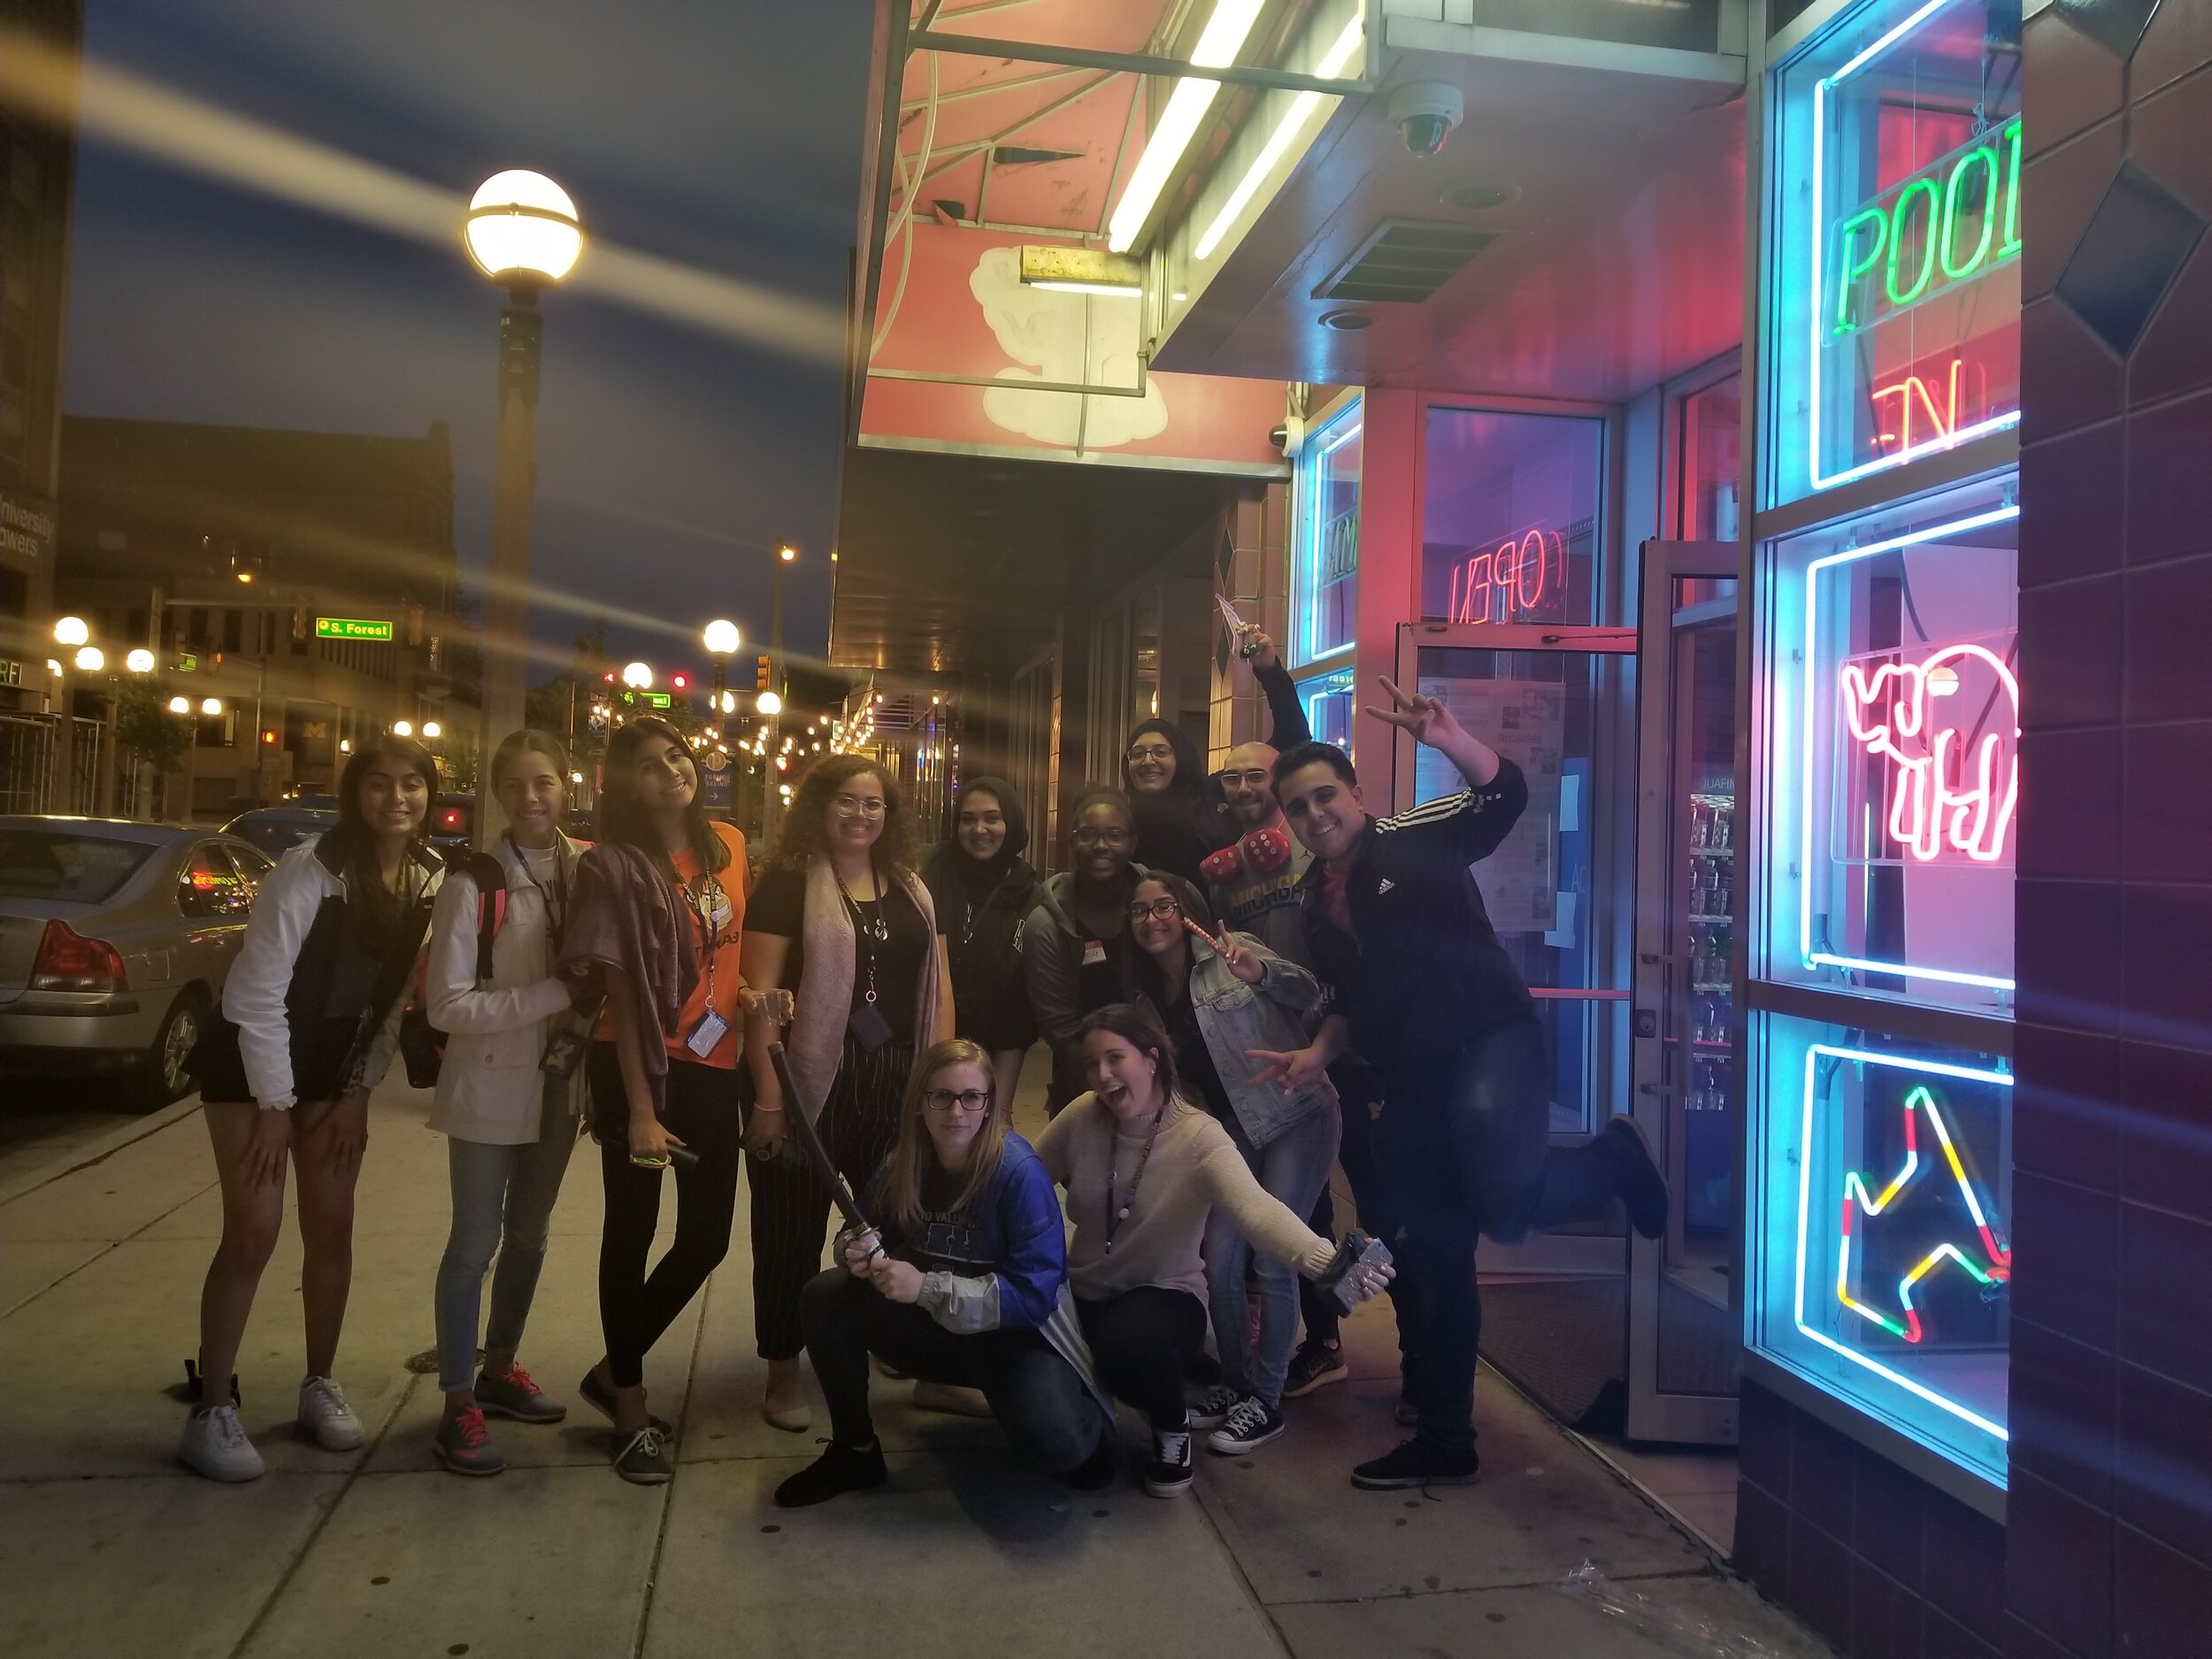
[1626,540,1741,1444]
[1393,620,1639,1429]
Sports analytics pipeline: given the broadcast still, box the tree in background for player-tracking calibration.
[114,681,194,820]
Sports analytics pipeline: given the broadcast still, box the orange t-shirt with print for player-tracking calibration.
[664,821,750,1068]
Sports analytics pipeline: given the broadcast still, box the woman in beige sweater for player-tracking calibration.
[1034,1004,1391,1498]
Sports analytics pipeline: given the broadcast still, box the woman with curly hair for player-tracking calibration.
[741,754,952,1432]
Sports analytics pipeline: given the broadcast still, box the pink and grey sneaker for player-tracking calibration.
[434,1406,505,1477]
[476,1363,565,1425]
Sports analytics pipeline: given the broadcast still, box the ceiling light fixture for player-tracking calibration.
[1320,308,1373,330]
[1019,245,1142,296]
[1106,0,1266,254]
[1194,11,1365,260]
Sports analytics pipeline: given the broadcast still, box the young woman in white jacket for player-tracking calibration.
[425,731,589,1476]
[180,737,442,1483]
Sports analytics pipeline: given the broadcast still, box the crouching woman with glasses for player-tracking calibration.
[774,1038,1117,1507]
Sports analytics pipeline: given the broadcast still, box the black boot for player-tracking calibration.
[1058,1427,1121,1492]
[1603,1116,1670,1240]
[773,1439,888,1508]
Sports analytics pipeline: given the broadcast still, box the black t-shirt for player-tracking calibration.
[1153,967,1233,1125]
[747,864,932,1043]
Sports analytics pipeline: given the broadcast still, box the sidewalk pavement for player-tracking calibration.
[0,1066,1832,1659]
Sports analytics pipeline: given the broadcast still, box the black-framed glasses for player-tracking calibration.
[1072,826,1132,848]
[1128,897,1182,922]
[921,1087,991,1114]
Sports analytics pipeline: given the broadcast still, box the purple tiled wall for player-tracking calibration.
[2011,2,2212,1655]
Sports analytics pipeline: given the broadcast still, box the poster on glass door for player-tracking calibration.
[1415,676,1564,933]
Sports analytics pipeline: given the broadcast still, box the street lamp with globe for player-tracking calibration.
[464,169,583,844]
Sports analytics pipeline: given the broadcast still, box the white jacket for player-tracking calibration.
[223,841,438,1110]
[425,835,585,1144]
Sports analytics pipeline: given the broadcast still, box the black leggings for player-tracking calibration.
[747,1037,913,1360]
[801,1269,1102,1474]
[592,1048,742,1389]
[1076,1286,1208,1433]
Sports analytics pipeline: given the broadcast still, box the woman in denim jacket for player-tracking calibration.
[1126,873,1340,1456]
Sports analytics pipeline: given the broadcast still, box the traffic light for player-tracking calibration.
[755,655,772,690]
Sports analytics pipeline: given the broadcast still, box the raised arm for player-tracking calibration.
[1368,676,1529,864]
[1248,634,1311,749]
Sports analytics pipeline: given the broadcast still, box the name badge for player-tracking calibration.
[1082,940,1108,967]
[685,1008,731,1058]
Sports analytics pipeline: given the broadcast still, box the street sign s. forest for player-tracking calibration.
[314,617,396,642]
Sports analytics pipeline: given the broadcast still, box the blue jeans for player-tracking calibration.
[434,1082,578,1392]
[1203,1100,1341,1408]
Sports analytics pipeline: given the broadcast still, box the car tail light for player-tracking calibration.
[437,805,467,833]
[31,919,127,993]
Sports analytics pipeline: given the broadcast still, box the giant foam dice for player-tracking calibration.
[1200,845,1244,886]
[1240,826,1293,875]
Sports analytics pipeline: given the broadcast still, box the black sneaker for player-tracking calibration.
[773,1440,888,1508]
[1351,1439,1478,1490]
[579,1366,673,1440]
[1187,1383,1240,1431]
[611,1424,673,1486]
[1602,1116,1670,1240]
[1394,1393,1420,1427]
[1208,1395,1286,1455]
[1144,1428,1194,1498]
[1283,1338,1347,1399]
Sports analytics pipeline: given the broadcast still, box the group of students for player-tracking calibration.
[173,627,1665,1506]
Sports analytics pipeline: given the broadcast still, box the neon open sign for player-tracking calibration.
[1832,116,2021,337]
[1446,527,1565,626]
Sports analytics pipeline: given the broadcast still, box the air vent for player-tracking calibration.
[1312,219,1496,304]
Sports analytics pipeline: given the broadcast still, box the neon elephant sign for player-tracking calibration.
[1446,528,1565,625]
[1839,641,2019,864]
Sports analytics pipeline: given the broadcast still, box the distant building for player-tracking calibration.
[55,415,472,818]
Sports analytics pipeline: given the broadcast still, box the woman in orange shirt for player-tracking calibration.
[569,718,772,1485]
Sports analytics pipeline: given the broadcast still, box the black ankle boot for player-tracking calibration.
[773,1440,887,1508]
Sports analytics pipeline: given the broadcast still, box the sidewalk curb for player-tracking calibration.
[0,1094,204,1207]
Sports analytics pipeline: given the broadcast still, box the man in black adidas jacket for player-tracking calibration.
[1248,677,1667,1491]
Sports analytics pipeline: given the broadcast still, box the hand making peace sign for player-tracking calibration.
[1364,675,1463,748]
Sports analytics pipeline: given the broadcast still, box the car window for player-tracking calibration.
[222,844,274,898]
[0,831,157,902]
[180,843,253,919]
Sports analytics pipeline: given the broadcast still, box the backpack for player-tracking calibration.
[398,849,510,1089]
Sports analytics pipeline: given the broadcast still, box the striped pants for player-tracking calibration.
[746,1036,914,1361]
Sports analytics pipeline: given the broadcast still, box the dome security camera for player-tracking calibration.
[1388,82,1464,158]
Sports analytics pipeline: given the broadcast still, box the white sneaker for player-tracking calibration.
[179,1405,265,1482]
[296,1375,365,1451]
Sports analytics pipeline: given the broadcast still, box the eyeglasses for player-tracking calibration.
[1128,897,1182,922]
[831,795,887,818]
[922,1088,991,1114]
[1072,827,1132,848]
[1126,743,1175,763]
[1217,769,1271,789]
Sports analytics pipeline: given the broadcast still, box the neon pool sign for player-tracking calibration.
[1446,527,1565,625]
[1794,1044,2012,1446]
[1798,501,2020,992]
[1840,641,2019,863]
[1807,0,2023,490]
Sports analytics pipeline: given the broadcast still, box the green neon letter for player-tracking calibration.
[1940,146,2000,280]
[1999,117,2022,259]
[1832,207,1887,335]
[1885,177,1941,309]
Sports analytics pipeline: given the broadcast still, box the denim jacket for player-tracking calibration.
[1169,931,1335,1150]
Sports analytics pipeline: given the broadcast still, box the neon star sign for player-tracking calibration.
[1807,0,2023,491]
[1793,1044,2012,1447]
[1836,1084,2012,1343]
[1446,527,1565,626]
[1840,641,2019,864]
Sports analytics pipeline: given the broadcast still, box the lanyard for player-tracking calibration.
[505,835,566,949]
[840,865,890,1005]
[1102,1109,1164,1256]
[683,865,730,1015]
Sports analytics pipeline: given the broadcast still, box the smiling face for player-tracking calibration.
[629,733,697,820]
[1128,877,1184,960]
[1277,758,1369,864]
[357,753,430,848]
[495,749,566,848]
[1218,741,1280,829]
[1071,799,1133,886]
[826,769,888,857]
[919,1056,994,1166]
[1083,1025,1166,1120]
[1125,731,1177,796]
[956,788,1007,862]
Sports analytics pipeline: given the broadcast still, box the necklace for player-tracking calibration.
[1102,1107,1165,1256]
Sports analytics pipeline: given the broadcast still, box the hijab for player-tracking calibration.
[926,776,1032,908]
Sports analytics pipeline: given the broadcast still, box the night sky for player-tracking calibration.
[59,0,875,680]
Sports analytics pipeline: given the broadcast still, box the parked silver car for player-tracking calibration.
[0,818,275,1106]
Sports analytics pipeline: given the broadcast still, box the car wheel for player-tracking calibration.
[136,993,204,1108]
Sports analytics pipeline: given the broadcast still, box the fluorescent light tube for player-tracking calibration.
[1106,0,1265,253]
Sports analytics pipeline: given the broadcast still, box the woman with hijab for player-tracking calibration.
[922,779,1042,1108]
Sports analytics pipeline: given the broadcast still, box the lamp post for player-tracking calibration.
[464,169,584,847]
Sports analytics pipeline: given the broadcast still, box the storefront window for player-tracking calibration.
[1678,373,1741,541]
[1769,0,2022,504]
[1298,664,1356,751]
[1757,475,2017,1016]
[1291,399,1361,667]
[1747,1011,2011,1486]
[1421,408,1601,626]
